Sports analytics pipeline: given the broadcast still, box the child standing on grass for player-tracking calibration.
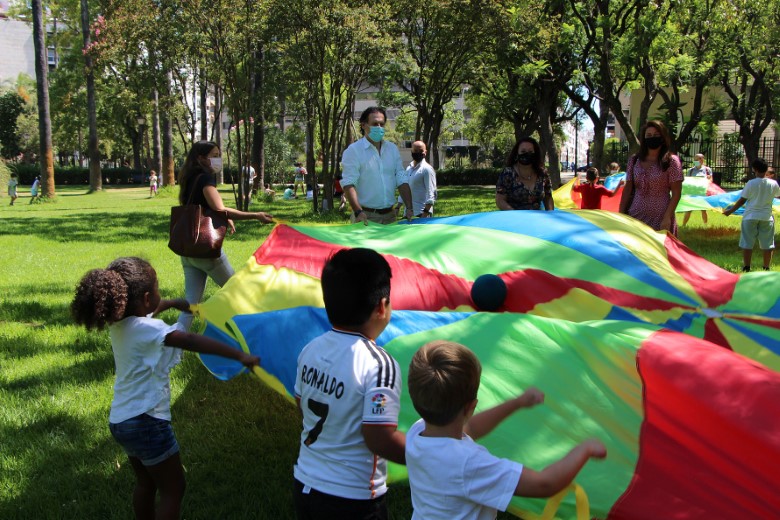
[8,172,18,205]
[724,158,780,272]
[149,170,158,197]
[71,257,259,520]
[573,167,624,209]
[293,248,406,520]
[29,176,40,203]
[406,341,607,520]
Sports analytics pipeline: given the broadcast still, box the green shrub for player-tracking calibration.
[435,167,502,186]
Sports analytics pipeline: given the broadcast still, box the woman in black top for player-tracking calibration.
[176,141,274,330]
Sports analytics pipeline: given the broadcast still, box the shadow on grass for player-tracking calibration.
[0,283,75,326]
[0,211,170,243]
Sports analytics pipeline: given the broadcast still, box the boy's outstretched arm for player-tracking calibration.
[723,197,747,216]
[465,388,544,440]
[164,331,259,369]
[514,439,606,498]
[362,425,406,465]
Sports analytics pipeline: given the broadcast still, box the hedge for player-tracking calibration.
[5,163,503,187]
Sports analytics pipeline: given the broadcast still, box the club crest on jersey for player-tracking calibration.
[371,393,387,415]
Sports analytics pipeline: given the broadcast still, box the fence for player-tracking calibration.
[603,136,780,190]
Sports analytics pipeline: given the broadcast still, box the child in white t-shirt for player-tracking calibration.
[724,158,780,271]
[8,172,18,205]
[72,257,259,519]
[293,248,405,519]
[406,340,607,520]
[149,170,158,196]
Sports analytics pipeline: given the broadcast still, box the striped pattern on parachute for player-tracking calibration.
[194,211,780,519]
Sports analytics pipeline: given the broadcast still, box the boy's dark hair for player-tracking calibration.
[321,248,391,327]
[585,167,599,182]
[288,185,294,190]
[71,257,155,330]
[752,157,769,174]
[358,106,387,135]
[408,341,482,426]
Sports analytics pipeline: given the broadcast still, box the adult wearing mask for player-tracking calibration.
[496,137,554,211]
[341,106,413,225]
[682,153,713,226]
[176,141,274,329]
[619,121,683,235]
[406,141,437,217]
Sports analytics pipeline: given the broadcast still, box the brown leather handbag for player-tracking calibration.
[168,175,229,258]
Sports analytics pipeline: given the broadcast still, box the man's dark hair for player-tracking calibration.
[752,157,769,174]
[321,248,391,327]
[358,107,387,136]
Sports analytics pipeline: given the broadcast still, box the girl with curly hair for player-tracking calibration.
[72,257,259,519]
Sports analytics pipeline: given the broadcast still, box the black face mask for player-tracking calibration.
[645,136,663,150]
[411,152,425,162]
[517,153,535,166]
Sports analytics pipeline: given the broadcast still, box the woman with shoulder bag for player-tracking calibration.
[176,141,274,330]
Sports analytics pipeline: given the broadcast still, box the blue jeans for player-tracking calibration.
[178,251,234,330]
[109,414,179,466]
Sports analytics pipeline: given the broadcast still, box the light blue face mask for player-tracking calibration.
[368,126,385,142]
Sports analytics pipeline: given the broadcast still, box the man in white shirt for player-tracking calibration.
[243,164,256,199]
[341,107,413,225]
[406,141,437,217]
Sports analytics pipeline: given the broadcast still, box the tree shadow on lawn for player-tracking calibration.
[0,283,74,327]
[0,212,169,244]
[0,411,134,519]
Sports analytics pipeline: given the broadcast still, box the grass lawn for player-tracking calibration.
[0,185,765,519]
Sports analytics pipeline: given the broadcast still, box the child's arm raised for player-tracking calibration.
[362,425,406,464]
[465,388,544,441]
[514,439,606,498]
[164,331,259,369]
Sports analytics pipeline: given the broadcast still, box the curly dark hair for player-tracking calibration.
[71,257,156,330]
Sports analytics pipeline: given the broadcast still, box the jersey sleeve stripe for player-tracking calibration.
[361,339,385,388]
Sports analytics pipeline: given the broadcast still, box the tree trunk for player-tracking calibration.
[199,74,207,140]
[214,85,223,184]
[80,0,101,192]
[32,0,55,197]
[161,72,175,186]
[251,47,265,199]
[152,89,162,174]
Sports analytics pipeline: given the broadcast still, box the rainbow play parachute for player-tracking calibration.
[195,211,780,519]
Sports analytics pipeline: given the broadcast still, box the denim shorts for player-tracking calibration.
[109,414,179,466]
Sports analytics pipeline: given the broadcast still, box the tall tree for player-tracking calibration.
[81,0,102,191]
[31,0,55,198]
[386,0,492,168]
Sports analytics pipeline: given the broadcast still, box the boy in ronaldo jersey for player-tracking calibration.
[293,248,405,520]
[406,341,606,519]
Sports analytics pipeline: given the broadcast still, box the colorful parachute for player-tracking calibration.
[554,172,780,215]
[195,212,780,519]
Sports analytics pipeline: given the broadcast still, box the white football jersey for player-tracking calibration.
[294,329,401,500]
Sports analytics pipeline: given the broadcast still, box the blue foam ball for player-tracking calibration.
[471,274,507,312]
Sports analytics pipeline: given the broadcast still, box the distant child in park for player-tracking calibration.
[406,341,607,519]
[573,167,624,209]
[71,257,259,519]
[283,184,297,200]
[8,172,18,205]
[30,175,40,203]
[724,158,780,272]
[293,248,405,520]
[149,170,158,197]
[608,162,621,175]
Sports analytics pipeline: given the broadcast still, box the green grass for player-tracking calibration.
[0,185,766,519]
